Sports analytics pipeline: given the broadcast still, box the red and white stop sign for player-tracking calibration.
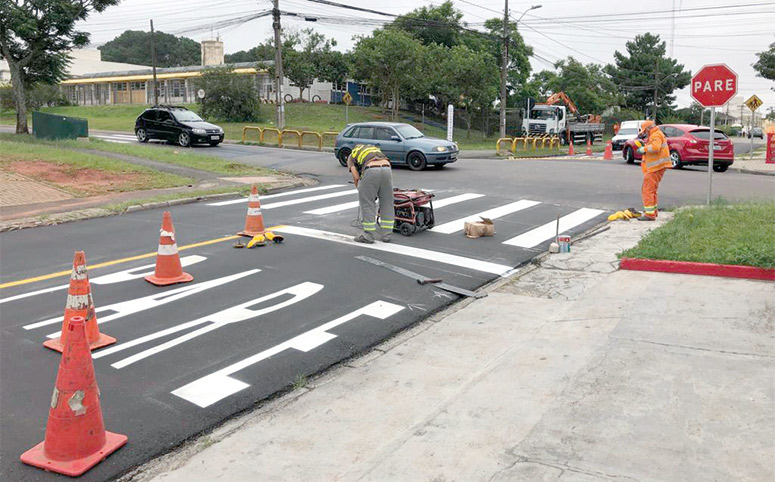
[691,64,737,107]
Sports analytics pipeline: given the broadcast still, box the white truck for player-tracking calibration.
[522,92,605,145]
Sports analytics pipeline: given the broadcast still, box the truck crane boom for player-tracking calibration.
[543,92,578,114]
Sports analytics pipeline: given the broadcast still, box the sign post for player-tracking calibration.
[745,95,763,160]
[342,92,352,126]
[447,104,454,142]
[690,64,738,205]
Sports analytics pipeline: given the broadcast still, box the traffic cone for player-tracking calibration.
[238,184,266,237]
[145,211,193,286]
[568,141,574,156]
[20,316,127,476]
[603,141,614,160]
[586,139,593,156]
[44,251,116,353]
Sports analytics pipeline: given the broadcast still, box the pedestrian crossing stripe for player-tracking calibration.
[503,208,605,248]
[431,200,541,234]
[208,185,346,206]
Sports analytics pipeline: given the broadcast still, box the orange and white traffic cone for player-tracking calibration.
[238,184,266,238]
[145,211,193,286]
[568,141,575,156]
[21,316,128,476]
[586,139,593,156]
[45,251,116,353]
[603,140,614,160]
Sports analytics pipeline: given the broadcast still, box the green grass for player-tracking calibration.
[0,133,272,176]
[1,140,192,195]
[621,201,775,268]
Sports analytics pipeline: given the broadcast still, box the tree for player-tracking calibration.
[0,0,119,133]
[225,44,274,63]
[436,45,499,138]
[282,29,336,100]
[482,18,533,107]
[604,33,691,122]
[753,42,775,90]
[99,30,200,67]
[392,1,463,48]
[316,50,350,88]
[350,29,425,120]
[195,66,262,122]
[531,57,618,115]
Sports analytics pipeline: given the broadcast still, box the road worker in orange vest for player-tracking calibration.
[635,120,672,221]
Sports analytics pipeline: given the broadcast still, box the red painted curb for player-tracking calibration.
[620,258,775,281]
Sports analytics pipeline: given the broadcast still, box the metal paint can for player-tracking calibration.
[558,235,571,253]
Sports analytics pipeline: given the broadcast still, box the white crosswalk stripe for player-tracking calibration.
[431,199,541,234]
[303,193,483,216]
[262,190,356,210]
[274,226,514,276]
[208,185,347,206]
[503,208,605,248]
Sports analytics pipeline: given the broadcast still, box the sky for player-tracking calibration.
[77,0,775,110]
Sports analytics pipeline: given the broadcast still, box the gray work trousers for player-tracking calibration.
[358,166,394,241]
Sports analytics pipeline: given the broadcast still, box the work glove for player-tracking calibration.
[636,147,645,155]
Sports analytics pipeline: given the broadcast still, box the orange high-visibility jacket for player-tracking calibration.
[641,128,672,173]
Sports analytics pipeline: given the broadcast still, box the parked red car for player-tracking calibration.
[622,124,735,172]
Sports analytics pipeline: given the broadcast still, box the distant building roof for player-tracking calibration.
[62,61,273,84]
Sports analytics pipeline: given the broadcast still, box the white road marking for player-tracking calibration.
[274,226,513,276]
[261,190,356,210]
[25,270,257,333]
[171,300,404,407]
[503,208,605,248]
[303,192,483,216]
[430,200,541,234]
[207,185,347,206]
[1,256,206,305]
[103,282,324,368]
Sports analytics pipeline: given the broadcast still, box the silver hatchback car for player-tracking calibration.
[334,122,459,171]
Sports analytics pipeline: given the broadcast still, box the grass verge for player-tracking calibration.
[1,140,192,196]
[103,185,255,213]
[621,201,775,268]
[0,133,272,176]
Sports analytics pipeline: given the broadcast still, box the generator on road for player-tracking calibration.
[392,188,435,236]
[522,92,605,146]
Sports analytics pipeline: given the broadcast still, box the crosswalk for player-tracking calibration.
[92,133,138,144]
[209,184,607,259]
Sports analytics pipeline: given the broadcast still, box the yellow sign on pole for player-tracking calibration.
[745,94,763,112]
[342,92,353,106]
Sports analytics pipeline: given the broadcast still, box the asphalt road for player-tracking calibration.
[1,134,773,482]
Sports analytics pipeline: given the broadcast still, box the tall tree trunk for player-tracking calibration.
[8,60,28,134]
[392,86,399,121]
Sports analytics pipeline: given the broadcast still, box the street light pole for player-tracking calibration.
[500,4,541,139]
[272,0,285,130]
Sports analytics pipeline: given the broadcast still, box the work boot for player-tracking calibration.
[354,234,374,244]
[636,215,656,222]
[381,234,392,243]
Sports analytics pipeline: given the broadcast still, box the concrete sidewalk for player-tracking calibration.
[127,218,774,482]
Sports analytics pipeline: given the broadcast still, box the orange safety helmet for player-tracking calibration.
[639,120,656,135]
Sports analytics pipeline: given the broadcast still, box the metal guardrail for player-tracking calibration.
[241,126,337,151]
[496,135,561,156]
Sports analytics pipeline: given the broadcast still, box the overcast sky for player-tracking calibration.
[77,0,775,110]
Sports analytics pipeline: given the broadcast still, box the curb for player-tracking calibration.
[620,257,775,281]
[0,181,310,233]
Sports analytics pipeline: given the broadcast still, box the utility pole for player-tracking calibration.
[272,0,285,130]
[150,19,158,106]
[653,59,659,123]
[499,0,509,139]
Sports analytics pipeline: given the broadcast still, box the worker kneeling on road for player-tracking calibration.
[636,120,672,221]
[348,144,395,243]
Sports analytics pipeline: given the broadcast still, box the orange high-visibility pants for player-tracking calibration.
[642,169,666,218]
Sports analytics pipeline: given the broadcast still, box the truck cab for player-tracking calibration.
[523,105,566,136]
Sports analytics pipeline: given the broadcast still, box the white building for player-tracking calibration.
[0,48,148,84]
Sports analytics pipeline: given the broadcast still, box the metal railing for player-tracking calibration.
[241,126,339,152]
[496,134,561,156]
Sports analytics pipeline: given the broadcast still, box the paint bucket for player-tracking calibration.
[558,235,571,253]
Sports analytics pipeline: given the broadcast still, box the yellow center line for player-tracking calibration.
[0,225,285,290]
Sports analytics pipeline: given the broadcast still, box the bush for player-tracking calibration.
[0,83,71,111]
[194,66,263,123]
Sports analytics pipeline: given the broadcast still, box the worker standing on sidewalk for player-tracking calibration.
[347,144,395,243]
[636,120,672,221]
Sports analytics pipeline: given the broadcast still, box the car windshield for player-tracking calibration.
[617,128,638,136]
[172,110,203,122]
[530,109,555,120]
[690,129,728,140]
[395,125,424,139]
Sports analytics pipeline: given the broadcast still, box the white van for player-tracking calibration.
[611,120,645,151]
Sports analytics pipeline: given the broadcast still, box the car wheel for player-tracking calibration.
[559,131,568,146]
[337,148,351,167]
[178,131,191,147]
[209,141,220,147]
[670,150,683,169]
[136,128,148,143]
[407,151,427,171]
[399,223,415,237]
[624,146,635,164]
[713,163,729,173]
